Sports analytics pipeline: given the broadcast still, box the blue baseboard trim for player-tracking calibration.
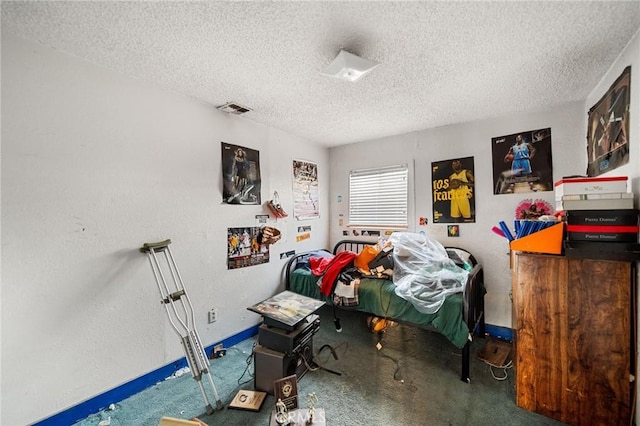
[484,324,513,342]
[32,323,260,426]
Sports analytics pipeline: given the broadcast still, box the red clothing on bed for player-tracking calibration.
[310,251,357,296]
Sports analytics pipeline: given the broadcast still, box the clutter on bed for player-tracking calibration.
[389,232,469,315]
[283,232,486,383]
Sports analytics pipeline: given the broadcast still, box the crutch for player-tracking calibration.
[140,239,223,414]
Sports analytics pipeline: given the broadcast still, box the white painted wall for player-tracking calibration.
[1,33,329,426]
[330,102,585,328]
[3,22,639,426]
[585,28,640,425]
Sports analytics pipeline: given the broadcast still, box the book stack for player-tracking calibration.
[554,176,639,260]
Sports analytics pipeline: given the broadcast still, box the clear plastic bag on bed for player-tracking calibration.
[389,232,469,314]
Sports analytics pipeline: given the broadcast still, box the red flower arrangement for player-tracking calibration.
[515,199,553,220]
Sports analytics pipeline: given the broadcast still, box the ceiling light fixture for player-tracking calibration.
[321,50,380,82]
[217,102,252,115]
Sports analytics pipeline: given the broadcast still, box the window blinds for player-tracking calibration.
[349,164,408,228]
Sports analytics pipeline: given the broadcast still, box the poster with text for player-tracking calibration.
[292,159,319,219]
[491,128,553,195]
[222,142,261,205]
[432,156,475,223]
[587,66,630,177]
[227,227,269,269]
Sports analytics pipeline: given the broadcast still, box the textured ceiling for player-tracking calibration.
[2,1,639,147]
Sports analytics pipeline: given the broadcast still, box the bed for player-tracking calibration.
[284,238,486,383]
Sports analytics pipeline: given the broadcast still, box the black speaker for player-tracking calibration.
[253,341,312,394]
[258,314,319,354]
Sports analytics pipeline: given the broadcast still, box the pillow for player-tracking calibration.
[295,250,333,270]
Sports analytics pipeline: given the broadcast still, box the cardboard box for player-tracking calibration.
[565,209,639,226]
[566,226,638,242]
[556,196,634,212]
[563,240,640,251]
[554,176,628,197]
[563,241,640,261]
[556,192,634,201]
[565,210,639,242]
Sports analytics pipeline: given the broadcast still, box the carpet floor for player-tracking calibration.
[75,305,564,426]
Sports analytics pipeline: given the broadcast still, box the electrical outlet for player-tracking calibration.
[208,308,218,324]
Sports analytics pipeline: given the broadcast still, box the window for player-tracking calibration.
[349,164,408,228]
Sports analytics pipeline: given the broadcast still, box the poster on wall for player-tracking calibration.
[222,142,261,205]
[292,159,319,220]
[491,128,553,194]
[227,227,269,269]
[587,66,631,177]
[431,156,475,224]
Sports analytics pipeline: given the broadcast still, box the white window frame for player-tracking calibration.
[348,164,409,229]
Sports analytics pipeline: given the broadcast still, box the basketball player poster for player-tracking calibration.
[222,142,261,205]
[431,156,475,224]
[227,226,269,269]
[491,128,553,195]
[292,159,319,219]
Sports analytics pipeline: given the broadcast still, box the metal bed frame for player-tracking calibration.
[284,239,486,383]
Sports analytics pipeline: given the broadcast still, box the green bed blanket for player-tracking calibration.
[289,268,469,348]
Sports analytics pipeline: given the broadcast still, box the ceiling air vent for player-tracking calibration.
[217,102,252,115]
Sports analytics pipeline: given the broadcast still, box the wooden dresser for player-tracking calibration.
[512,252,636,424]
